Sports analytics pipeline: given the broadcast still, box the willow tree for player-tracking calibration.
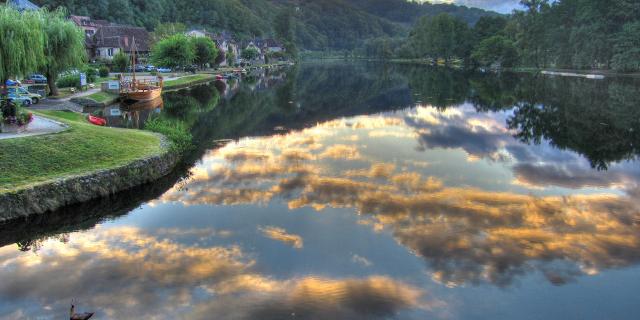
[0,6,45,96]
[40,9,86,96]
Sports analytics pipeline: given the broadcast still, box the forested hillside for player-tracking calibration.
[345,0,498,25]
[383,0,640,72]
[32,0,496,50]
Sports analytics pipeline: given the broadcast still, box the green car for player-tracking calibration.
[7,86,42,104]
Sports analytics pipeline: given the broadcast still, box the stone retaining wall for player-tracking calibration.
[0,147,178,222]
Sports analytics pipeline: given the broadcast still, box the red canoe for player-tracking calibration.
[88,115,106,126]
[216,74,224,80]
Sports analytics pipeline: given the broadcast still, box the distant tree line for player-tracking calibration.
[363,0,640,72]
[32,0,495,51]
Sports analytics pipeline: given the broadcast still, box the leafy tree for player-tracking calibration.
[242,47,260,61]
[151,34,195,68]
[226,51,236,67]
[0,6,45,95]
[473,16,507,41]
[112,51,129,72]
[41,8,86,96]
[191,36,219,69]
[471,36,518,68]
[611,22,640,72]
[214,49,226,66]
[274,8,297,58]
[410,13,471,63]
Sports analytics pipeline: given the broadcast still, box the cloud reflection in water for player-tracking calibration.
[0,227,431,319]
[161,106,640,288]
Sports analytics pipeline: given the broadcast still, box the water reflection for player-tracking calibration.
[160,111,640,288]
[2,62,640,319]
[0,226,434,319]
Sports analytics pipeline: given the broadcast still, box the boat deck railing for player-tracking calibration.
[119,76,164,93]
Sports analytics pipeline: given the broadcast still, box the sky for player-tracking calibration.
[426,0,522,14]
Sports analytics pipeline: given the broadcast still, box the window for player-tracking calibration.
[107,48,114,57]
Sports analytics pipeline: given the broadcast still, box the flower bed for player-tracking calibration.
[1,101,33,133]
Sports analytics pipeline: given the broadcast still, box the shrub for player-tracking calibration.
[16,107,33,126]
[144,116,193,154]
[149,70,158,76]
[85,67,97,83]
[56,74,80,88]
[113,51,129,72]
[99,66,110,77]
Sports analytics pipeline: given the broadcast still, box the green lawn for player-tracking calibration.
[0,110,163,193]
[86,91,119,103]
[164,74,215,89]
[94,76,115,84]
[49,87,76,99]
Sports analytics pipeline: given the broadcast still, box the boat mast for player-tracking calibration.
[131,36,136,85]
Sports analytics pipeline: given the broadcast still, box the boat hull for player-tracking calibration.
[120,86,162,102]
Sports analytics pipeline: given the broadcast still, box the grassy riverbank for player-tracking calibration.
[0,111,163,193]
[164,74,216,90]
[86,91,119,104]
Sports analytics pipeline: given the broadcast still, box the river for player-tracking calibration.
[1,62,639,319]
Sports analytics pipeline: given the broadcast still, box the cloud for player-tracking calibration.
[405,106,513,162]
[259,226,304,249]
[352,254,373,267]
[0,227,433,319]
[190,276,433,320]
[427,0,522,13]
[319,144,361,160]
[162,138,640,288]
[512,163,632,189]
[159,109,640,289]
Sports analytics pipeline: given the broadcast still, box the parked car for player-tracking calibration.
[5,79,21,86]
[126,65,146,72]
[8,87,42,104]
[184,65,197,74]
[157,67,172,73]
[7,93,33,106]
[145,65,156,72]
[25,74,47,84]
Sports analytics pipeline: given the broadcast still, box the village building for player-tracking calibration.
[185,29,214,38]
[70,15,110,37]
[185,29,240,66]
[90,25,151,62]
[6,0,39,11]
[213,32,240,66]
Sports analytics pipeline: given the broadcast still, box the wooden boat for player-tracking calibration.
[120,95,164,111]
[87,115,106,126]
[120,37,163,102]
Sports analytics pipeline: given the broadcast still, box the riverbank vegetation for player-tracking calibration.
[163,74,216,90]
[0,111,162,193]
[363,0,640,72]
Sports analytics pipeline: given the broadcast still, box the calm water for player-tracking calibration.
[2,62,640,319]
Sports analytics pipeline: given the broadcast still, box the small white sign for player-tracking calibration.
[107,81,120,90]
[110,108,122,116]
[80,73,87,86]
